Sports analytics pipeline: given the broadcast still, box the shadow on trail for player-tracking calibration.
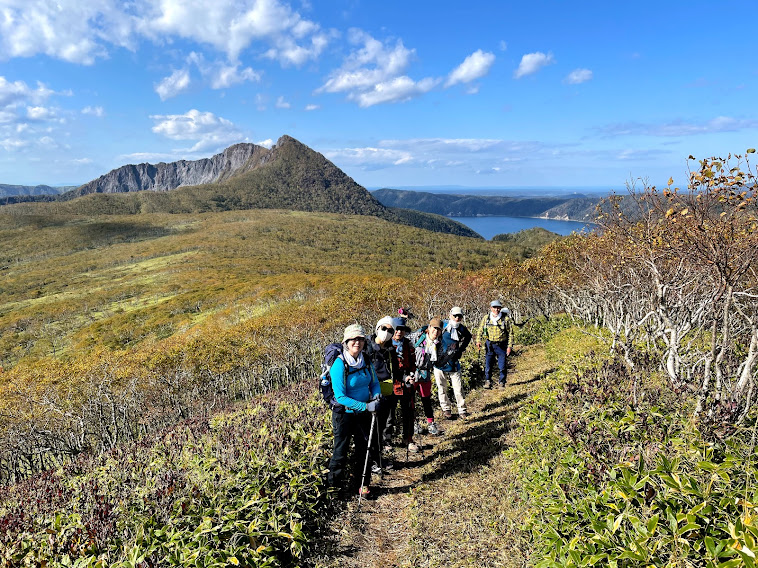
[416,391,530,485]
[510,367,556,387]
[479,391,529,414]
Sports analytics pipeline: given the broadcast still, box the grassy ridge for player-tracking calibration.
[0,209,495,367]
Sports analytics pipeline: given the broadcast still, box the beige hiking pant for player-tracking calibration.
[433,368,466,414]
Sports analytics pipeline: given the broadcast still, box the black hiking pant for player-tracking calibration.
[328,410,379,492]
[379,393,397,447]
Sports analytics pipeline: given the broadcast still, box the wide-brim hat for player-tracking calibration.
[490,300,503,308]
[428,317,443,330]
[450,306,464,316]
[343,323,367,343]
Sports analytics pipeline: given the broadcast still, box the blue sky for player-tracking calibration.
[1,0,756,190]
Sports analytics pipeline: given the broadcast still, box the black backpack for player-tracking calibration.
[319,343,371,412]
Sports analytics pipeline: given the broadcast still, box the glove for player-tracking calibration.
[370,394,381,402]
[366,400,379,413]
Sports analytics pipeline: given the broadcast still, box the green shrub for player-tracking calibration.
[507,327,758,567]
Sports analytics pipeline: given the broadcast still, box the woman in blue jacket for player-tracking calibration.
[328,323,381,496]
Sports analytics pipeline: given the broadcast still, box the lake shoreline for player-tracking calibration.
[447,213,593,223]
[448,215,594,240]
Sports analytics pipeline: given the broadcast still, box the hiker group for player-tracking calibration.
[322,300,515,498]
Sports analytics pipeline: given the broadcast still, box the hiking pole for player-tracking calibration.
[406,381,416,463]
[359,411,377,507]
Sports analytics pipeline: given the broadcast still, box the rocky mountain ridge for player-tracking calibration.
[72,142,273,196]
[3,136,480,238]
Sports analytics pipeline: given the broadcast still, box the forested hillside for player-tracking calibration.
[1,153,757,567]
[372,187,600,221]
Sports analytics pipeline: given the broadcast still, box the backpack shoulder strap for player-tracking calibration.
[413,332,427,349]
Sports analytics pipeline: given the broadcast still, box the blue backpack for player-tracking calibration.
[319,343,373,412]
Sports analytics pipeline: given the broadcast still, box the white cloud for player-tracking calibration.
[255,93,267,111]
[318,29,440,106]
[72,157,93,164]
[513,51,555,79]
[324,137,558,173]
[186,52,261,89]
[323,147,415,169]
[256,138,274,148]
[0,77,69,154]
[319,29,415,94]
[263,29,334,66]
[616,149,662,160]
[565,68,593,84]
[119,151,183,163]
[476,167,501,175]
[600,116,758,137]
[144,0,326,63]
[499,40,508,51]
[0,0,129,65]
[356,76,439,108]
[0,77,54,107]
[275,95,291,108]
[209,63,260,89]
[150,109,247,152]
[0,0,330,68]
[26,106,55,120]
[155,69,192,100]
[0,137,30,151]
[380,138,508,153]
[305,104,319,111]
[82,105,105,117]
[446,49,495,87]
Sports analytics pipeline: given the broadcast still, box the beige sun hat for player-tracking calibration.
[342,323,367,343]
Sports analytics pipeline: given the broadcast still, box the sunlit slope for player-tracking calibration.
[0,209,503,367]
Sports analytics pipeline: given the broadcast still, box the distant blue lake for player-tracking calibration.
[449,216,593,240]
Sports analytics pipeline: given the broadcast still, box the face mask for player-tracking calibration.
[376,329,392,343]
[449,320,460,329]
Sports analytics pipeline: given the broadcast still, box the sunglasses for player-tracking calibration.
[492,306,502,310]
[452,314,463,319]
[380,326,394,332]
[348,337,366,343]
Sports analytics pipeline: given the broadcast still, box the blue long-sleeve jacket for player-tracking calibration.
[437,320,472,372]
[330,355,380,413]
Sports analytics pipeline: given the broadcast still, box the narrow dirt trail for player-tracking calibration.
[315,345,554,568]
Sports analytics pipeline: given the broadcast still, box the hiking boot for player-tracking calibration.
[371,463,382,475]
[414,423,422,435]
[484,379,492,389]
[427,422,440,436]
[498,381,506,388]
[443,409,453,420]
[407,441,419,453]
[383,459,394,472]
